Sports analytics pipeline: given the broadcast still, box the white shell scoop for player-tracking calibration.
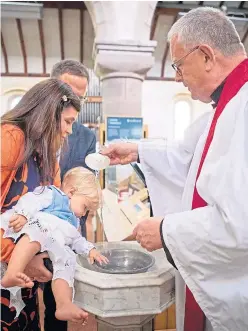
[85,153,110,171]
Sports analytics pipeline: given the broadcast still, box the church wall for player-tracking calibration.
[1,4,211,137]
[1,75,211,142]
[142,80,211,140]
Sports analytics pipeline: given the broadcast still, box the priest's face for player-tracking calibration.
[170,37,213,103]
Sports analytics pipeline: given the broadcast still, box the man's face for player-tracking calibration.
[170,36,213,103]
[59,73,88,99]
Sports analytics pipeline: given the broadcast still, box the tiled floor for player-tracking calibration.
[38,289,97,331]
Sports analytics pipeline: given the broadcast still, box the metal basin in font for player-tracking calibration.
[93,248,155,274]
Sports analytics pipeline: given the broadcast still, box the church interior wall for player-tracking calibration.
[1,74,211,141]
[3,2,243,139]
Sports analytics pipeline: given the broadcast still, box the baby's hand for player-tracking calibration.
[89,248,109,265]
[9,214,27,233]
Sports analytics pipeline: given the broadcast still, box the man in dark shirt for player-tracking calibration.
[52,60,96,237]
[59,121,96,179]
[43,59,96,331]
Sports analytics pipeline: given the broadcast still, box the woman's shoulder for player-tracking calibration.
[1,124,24,137]
[1,124,25,144]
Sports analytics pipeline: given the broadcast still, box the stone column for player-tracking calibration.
[96,315,154,331]
[94,41,156,117]
[85,1,157,117]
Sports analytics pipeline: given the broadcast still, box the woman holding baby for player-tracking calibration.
[0,78,88,330]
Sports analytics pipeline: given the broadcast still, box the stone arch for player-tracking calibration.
[84,1,157,42]
[84,1,158,119]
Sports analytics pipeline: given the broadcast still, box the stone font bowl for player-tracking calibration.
[93,248,155,274]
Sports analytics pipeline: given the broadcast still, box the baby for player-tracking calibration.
[1,167,108,323]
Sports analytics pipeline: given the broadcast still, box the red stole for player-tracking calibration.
[184,58,248,331]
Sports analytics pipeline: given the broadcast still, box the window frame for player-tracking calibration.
[173,94,193,140]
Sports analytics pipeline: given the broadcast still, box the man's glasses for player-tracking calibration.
[171,45,199,76]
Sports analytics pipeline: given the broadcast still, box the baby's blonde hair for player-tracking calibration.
[62,167,101,211]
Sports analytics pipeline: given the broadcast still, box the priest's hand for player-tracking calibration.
[100,143,138,165]
[133,217,163,252]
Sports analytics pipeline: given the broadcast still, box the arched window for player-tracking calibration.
[4,89,26,114]
[173,98,192,140]
[8,94,23,109]
[1,89,26,116]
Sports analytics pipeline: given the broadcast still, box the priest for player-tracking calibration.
[101,7,248,331]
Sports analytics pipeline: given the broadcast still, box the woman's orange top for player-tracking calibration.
[1,124,61,262]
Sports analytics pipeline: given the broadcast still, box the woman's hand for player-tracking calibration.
[24,252,52,282]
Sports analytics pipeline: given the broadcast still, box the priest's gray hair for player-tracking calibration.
[168,7,245,57]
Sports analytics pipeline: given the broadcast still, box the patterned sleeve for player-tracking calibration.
[71,234,95,256]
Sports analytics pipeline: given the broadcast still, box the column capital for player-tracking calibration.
[94,39,157,54]
[93,40,157,76]
[101,72,144,82]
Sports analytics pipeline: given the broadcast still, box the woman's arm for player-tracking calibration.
[1,125,25,206]
[1,125,25,262]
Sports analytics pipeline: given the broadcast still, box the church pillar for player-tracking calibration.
[85,1,157,117]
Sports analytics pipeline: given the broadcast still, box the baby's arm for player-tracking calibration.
[12,186,53,220]
[71,234,108,264]
[7,186,53,233]
[9,214,28,233]
[71,234,95,256]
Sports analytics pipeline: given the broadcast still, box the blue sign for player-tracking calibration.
[106,117,143,142]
